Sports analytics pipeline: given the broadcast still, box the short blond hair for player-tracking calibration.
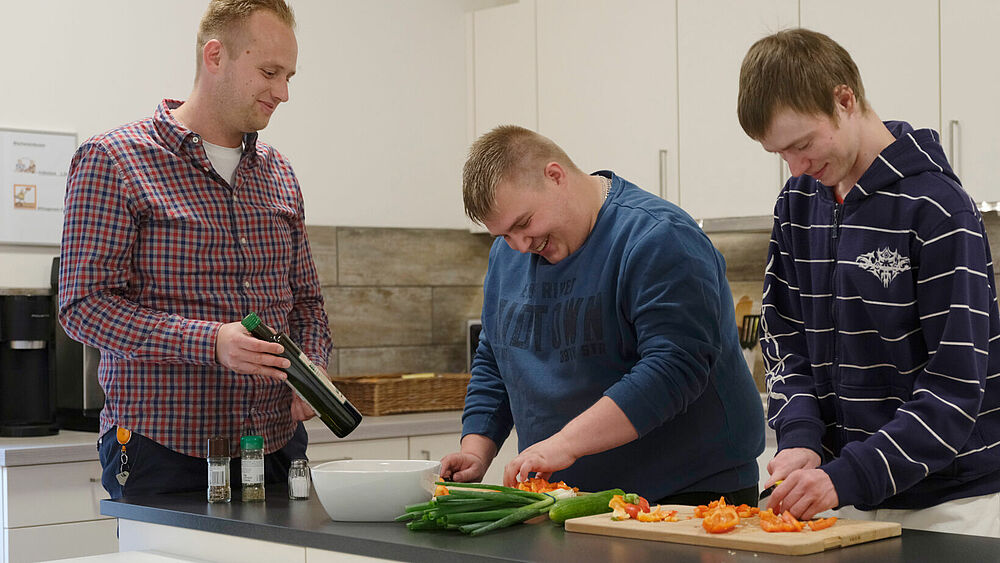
[738,28,868,140]
[463,125,580,224]
[195,0,296,72]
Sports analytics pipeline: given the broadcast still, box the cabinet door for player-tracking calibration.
[536,0,678,201]
[800,0,939,133]
[5,519,118,563]
[473,0,537,136]
[941,0,1000,202]
[677,0,798,220]
[480,428,519,486]
[408,430,517,486]
[3,461,109,528]
[408,433,461,462]
[306,437,408,465]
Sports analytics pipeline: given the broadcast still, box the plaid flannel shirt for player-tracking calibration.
[58,99,331,458]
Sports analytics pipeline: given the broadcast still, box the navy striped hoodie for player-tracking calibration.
[762,121,1000,510]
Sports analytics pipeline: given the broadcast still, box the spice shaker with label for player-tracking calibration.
[207,436,231,503]
[240,435,265,502]
[288,458,311,499]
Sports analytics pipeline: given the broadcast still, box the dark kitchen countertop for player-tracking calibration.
[102,486,1000,563]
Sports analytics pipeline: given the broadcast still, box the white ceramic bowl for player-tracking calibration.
[311,459,440,522]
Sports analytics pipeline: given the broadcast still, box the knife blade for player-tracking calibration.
[758,480,783,505]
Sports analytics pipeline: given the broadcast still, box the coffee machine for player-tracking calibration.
[51,258,103,432]
[0,289,59,437]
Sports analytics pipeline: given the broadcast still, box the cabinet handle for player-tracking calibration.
[658,149,668,201]
[89,477,100,483]
[778,154,788,186]
[948,119,961,177]
[420,449,431,461]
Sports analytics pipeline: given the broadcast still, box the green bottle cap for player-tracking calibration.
[240,435,263,450]
[241,312,261,331]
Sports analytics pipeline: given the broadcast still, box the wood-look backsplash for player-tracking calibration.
[313,212,1000,388]
[307,225,491,376]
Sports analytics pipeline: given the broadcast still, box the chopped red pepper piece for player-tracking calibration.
[807,517,837,531]
[702,504,739,533]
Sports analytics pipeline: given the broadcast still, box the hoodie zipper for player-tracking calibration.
[830,201,844,443]
[830,202,842,346]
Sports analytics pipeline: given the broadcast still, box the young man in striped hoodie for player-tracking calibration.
[737,28,1000,536]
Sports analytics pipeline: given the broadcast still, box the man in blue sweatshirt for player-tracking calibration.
[439,125,765,506]
[738,28,1000,536]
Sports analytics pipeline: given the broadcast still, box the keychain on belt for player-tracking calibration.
[116,427,131,486]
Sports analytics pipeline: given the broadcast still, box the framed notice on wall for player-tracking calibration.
[0,128,78,245]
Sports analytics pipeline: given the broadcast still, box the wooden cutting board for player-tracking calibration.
[564,505,901,556]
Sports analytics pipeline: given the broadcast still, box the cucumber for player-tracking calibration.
[548,488,625,524]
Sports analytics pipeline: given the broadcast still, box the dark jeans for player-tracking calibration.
[97,423,308,499]
[655,484,759,507]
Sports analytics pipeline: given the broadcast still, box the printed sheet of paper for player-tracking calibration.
[1,128,77,245]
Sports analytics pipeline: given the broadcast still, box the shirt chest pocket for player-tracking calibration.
[144,200,230,241]
[246,201,298,272]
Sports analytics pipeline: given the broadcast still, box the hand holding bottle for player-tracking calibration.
[291,393,316,421]
[215,321,290,379]
[241,313,362,437]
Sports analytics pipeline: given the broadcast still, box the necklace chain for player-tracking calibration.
[601,176,611,201]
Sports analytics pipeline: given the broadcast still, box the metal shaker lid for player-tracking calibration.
[208,435,230,457]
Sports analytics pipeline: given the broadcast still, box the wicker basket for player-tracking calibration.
[332,373,470,416]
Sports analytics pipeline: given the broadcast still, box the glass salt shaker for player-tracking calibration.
[288,458,311,500]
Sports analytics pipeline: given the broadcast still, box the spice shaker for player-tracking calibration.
[288,458,311,499]
[207,436,231,503]
[240,435,265,502]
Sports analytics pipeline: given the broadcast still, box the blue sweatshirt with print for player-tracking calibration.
[762,121,1000,510]
[463,172,765,501]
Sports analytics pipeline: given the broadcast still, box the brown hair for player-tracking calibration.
[463,125,581,224]
[738,28,868,140]
[195,0,296,73]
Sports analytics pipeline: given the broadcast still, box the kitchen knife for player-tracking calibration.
[757,480,783,508]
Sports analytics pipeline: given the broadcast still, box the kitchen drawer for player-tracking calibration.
[306,438,407,464]
[481,429,518,486]
[306,547,402,562]
[407,433,460,462]
[2,461,109,528]
[119,520,304,563]
[406,430,519,485]
[5,518,118,563]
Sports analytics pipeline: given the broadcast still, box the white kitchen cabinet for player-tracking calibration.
[941,0,1000,203]
[3,461,108,528]
[1,460,117,563]
[481,428,519,486]
[407,429,519,486]
[535,0,678,200]
[677,0,798,220]
[473,0,538,136]
[306,437,409,465]
[408,433,460,462]
[118,520,307,563]
[800,0,939,133]
[5,519,118,563]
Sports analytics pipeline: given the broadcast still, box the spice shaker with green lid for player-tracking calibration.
[240,435,265,502]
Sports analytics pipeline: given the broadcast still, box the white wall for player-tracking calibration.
[0,0,475,288]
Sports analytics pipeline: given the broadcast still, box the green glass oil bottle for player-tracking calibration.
[241,312,362,437]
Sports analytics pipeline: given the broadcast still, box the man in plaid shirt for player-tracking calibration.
[58,0,330,498]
